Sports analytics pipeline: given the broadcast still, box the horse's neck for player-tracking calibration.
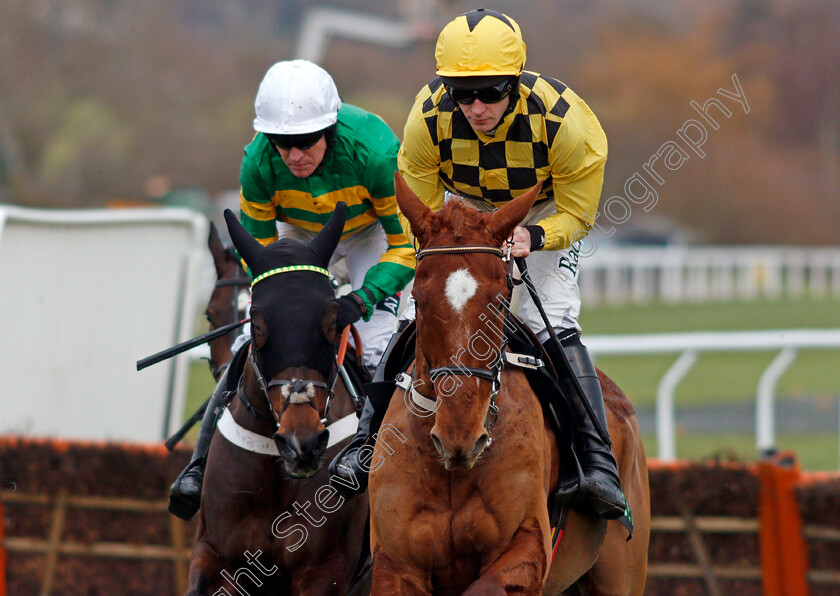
[207,343,233,383]
[412,344,439,397]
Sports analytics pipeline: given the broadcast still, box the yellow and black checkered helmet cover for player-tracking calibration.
[435,9,526,78]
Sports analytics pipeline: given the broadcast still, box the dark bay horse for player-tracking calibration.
[367,175,650,595]
[205,221,249,381]
[186,205,369,596]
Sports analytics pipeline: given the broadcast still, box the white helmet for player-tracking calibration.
[253,60,342,135]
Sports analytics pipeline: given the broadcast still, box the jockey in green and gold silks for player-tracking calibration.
[239,102,415,322]
[169,60,415,523]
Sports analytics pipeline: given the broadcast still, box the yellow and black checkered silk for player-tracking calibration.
[398,71,607,251]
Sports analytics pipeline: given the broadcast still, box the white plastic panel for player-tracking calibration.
[0,206,208,442]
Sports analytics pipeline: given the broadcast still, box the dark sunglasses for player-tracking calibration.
[445,79,513,105]
[267,131,325,151]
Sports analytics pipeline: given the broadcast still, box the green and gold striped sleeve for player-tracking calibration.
[239,135,279,246]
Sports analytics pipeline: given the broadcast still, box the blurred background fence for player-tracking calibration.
[581,245,840,306]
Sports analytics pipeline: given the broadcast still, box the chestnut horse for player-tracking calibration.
[185,205,370,596]
[368,175,649,595]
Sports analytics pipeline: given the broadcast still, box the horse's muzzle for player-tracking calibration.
[431,430,490,471]
[274,429,330,478]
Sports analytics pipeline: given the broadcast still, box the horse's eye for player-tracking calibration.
[413,289,428,309]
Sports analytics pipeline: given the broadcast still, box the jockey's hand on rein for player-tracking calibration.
[505,225,545,258]
[336,293,365,330]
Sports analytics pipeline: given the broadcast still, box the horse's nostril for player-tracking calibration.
[430,431,448,459]
[274,433,296,457]
[307,429,330,456]
[472,433,489,456]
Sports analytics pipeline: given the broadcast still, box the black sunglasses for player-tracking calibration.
[267,131,325,151]
[445,79,514,105]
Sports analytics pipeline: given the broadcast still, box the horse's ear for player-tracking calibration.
[309,202,346,267]
[224,209,263,270]
[207,221,227,278]
[487,181,541,242]
[394,172,430,244]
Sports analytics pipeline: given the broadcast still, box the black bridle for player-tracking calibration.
[234,263,343,431]
[416,244,518,291]
[237,347,338,430]
[414,243,515,427]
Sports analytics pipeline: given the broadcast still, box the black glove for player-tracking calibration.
[336,293,365,330]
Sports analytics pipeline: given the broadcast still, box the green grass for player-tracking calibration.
[579,296,840,407]
[580,295,840,334]
[590,350,840,408]
[579,296,840,470]
[187,360,217,411]
[641,432,839,471]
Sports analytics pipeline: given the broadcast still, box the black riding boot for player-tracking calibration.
[328,397,377,497]
[543,334,627,520]
[168,350,242,520]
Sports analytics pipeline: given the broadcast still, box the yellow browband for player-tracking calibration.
[250,265,332,288]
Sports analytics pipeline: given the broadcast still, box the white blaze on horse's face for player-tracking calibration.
[445,268,478,313]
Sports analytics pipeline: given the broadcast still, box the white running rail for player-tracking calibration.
[580,245,840,305]
[587,329,840,467]
[295,6,441,64]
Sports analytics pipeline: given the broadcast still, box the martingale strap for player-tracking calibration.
[502,351,543,369]
[216,407,359,455]
[396,372,439,413]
